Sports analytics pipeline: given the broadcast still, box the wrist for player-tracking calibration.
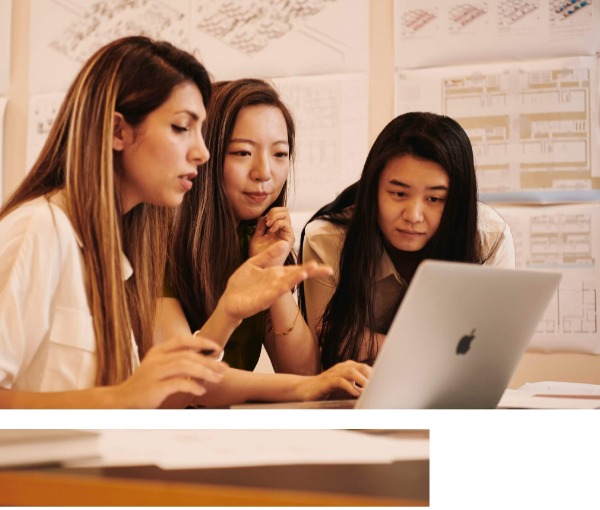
[208,300,243,341]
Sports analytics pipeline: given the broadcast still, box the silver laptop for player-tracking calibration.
[233,260,561,409]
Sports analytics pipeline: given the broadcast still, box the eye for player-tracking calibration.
[229,150,251,157]
[428,196,446,203]
[172,125,190,133]
[391,191,407,198]
[274,151,289,158]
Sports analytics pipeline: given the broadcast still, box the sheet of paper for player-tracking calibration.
[394,0,600,69]
[0,0,11,95]
[26,92,65,172]
[494,203,600,353]
[395,56,600,194]
[189,0,369,80]
[29,0,368,94]
[498,388,600,408]
[64,430,429,469]
[0,96,7,204]
[273,74,368,212]
[520,381,600,395]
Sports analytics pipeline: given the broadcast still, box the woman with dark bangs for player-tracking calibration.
[300,112,515,370]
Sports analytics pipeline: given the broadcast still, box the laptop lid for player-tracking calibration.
[356,260,561,409]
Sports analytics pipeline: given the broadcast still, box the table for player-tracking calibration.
[0,430,429,506]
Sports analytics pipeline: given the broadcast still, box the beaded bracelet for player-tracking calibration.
[272,307,301,336]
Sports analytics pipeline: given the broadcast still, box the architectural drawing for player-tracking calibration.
[395,57,599,194]
[394,0,599,69]
[496,203,600,353]
[0,1,10,95]
[189,0,368,80]
[273,74,368,213]
[449,3,488,31]
[550,0,592,21]
[498,0,539,26]
[194,0,336,54]
[27,93,66,171]
[47,0,188,63]
[398,8,438,36]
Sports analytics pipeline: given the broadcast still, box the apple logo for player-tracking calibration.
[456,329,476,355]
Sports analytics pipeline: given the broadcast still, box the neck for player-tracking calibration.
[383,239,428,283]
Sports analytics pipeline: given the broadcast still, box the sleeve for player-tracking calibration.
[301,222,340,338]
[0,205,62,387]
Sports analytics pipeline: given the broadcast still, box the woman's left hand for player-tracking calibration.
[249,207,294,265]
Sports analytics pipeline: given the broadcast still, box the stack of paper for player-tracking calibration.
[0,430,101,468]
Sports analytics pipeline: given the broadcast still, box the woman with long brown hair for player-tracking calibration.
[0,37,328,408]
[156,79,371,406]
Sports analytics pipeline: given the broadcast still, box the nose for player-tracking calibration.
[402,199,424,223]
[250,153,271,183]
[189,132,210,166]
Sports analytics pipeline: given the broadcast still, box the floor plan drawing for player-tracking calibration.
[496,203,600,353]
[395,57,599,194]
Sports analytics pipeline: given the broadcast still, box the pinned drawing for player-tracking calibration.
[194,0,337,54]
[47,0,188,63]
[448,3,488,31]
[498,0,539,26]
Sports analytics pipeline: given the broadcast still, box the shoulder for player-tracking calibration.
[0,196,79,274]
[477,202,515,268]
[303,218,347,262]
[477,202,510,234]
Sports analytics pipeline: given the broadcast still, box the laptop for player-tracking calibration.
[233,260,561,409]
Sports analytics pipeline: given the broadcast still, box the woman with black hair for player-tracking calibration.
[301,112,515,370]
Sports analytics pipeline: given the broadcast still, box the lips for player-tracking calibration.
[244,192,269,202]
[398,229,424,236]
[178,172,197,191]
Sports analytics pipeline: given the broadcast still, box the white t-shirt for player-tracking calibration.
[302,202,516,336]
[0,193,139,391]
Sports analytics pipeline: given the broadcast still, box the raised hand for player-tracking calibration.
[249,207,295,265]
[219,240,332,322]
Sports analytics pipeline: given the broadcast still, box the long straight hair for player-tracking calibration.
[300,112,482,369]
[169,79,295,332]
[0,36,211,385]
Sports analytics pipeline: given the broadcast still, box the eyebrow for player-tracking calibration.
[175,110,203,121]
[229,138,289,146]
[388,179,449,191]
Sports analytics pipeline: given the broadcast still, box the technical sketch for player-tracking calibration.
[496,203,600,353]
[528,213,594,267]
[399,8,438,36]
[27,93,66,171]
[194,0,336,54]
[448,3,488,31]
[395,59,598,194]
[273,74,368,212]
[394,0,599,69]
[498,0,539,26]
[0,1,11,95]
[47,0,188,63]
[550,0,592,21]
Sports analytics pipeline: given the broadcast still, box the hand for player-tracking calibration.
[112,335,227,408]
[292,361,372,401]
[219,240,333,322]
[249,207,294,265]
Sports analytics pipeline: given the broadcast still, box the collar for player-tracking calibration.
[376,248,402,284]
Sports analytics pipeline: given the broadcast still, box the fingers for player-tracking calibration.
[301,261,333,279]
[324,361,372,397]
[248,240,289,267]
